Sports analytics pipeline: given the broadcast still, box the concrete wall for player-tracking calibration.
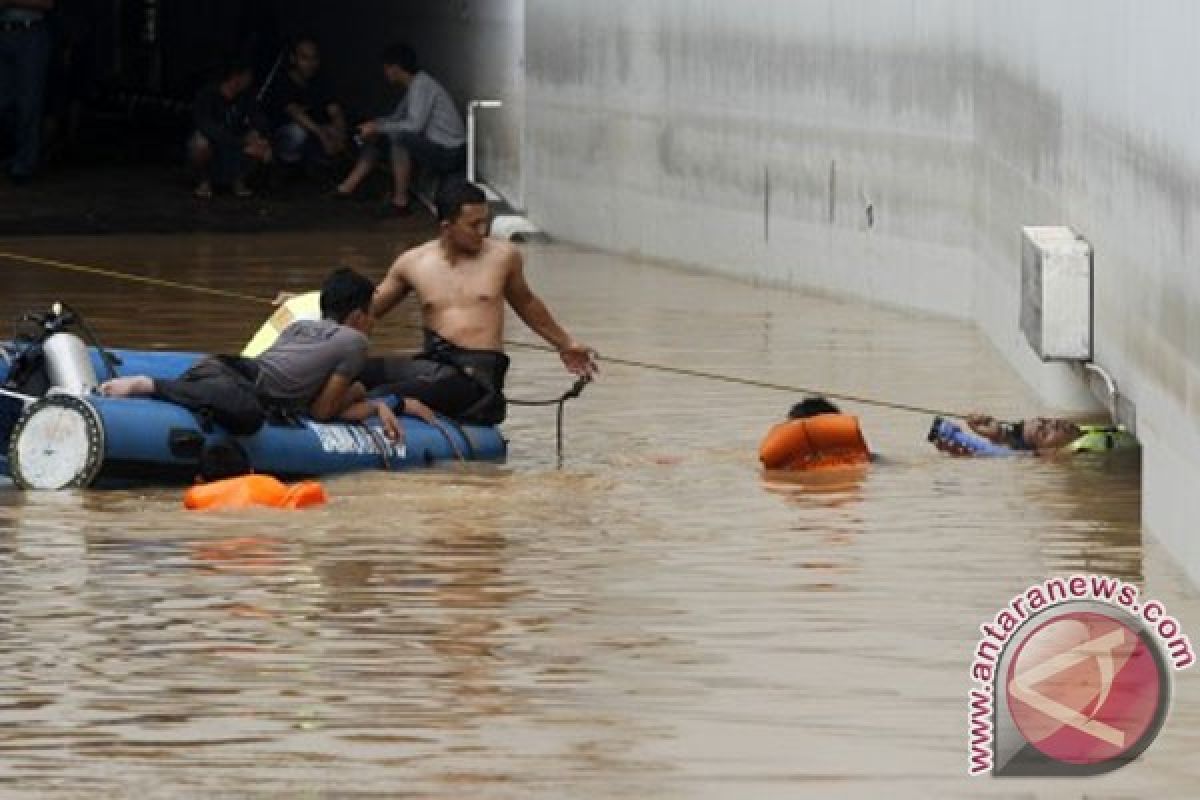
[972,0,1200,581]
[274,0,526,206]
[522,0,1200,584]
[526,0,978,317]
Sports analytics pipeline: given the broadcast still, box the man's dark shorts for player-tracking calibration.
[359,331,509,426]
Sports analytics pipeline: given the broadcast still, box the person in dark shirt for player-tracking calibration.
[0,0,55,183]
[188,59,272,198]
[262,37,348,168]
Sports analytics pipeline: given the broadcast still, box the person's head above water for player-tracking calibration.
[436,179,490,256]
[1021,417,1082,451]
[788,396,842,419]
[320,267,375,332]
[198,439,252,482]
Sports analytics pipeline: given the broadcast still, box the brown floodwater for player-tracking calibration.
[0,231,1196,798]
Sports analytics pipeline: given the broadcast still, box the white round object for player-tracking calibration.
[9,395,104,490]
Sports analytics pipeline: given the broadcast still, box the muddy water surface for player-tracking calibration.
[0,233,1195,798]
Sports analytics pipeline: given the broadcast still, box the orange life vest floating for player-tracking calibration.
[184,475,328,511]
[758,414,870,471]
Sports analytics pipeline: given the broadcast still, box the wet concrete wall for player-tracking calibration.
[973,0,1200,583]
[273,0,525,205]
[525,0,978,319]
[523,0,1200,584]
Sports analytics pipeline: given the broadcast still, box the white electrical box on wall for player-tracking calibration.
[1020,226,1093,362]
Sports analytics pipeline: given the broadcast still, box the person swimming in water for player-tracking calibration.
[759,396,872,471]
[930,413,1136,456]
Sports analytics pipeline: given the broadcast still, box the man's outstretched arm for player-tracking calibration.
[504,253,597,377]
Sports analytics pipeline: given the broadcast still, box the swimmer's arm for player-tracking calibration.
[371,254,414,319]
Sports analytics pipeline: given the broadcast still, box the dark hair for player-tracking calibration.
[198,439,251,482]
[381,42,418,73]
[218,57,254,83]
[788,396,842,419]
[291,36,320,56]
[436,179,487,222]
[320,267,375,323]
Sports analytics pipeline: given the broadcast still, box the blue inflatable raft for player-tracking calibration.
[0,346,506,489]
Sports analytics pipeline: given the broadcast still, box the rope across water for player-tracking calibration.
[0,249,970,466]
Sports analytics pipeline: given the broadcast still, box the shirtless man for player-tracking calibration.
[361,180,596,424]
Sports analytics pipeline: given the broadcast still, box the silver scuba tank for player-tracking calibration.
[43,332,98,395]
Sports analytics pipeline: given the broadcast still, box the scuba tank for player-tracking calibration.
[43,333,98,395]
[4,303,117,396]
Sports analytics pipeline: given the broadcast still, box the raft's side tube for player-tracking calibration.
[88,348,203,382]
[927,417,1017,457]
[759,414,870,470]
[87,395,505,485]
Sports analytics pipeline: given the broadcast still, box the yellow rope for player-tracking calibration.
[0,251,273,304]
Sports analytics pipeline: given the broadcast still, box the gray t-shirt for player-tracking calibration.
[377,72,466,149]
[255,318,367,407]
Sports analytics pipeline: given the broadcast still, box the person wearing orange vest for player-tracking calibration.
[758,397,872,472]
[183,439,327,511]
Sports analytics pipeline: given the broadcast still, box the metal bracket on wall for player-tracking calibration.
[1080,361,1135,433]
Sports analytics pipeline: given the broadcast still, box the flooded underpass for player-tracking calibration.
[0,231,1197,798]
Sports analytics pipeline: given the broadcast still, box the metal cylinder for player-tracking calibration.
[43,333,99,395]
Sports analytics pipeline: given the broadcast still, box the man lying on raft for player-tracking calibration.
[101,268,435,440]
[361,180,598,425]
[759,396,872,471]
[929,413,1136,456]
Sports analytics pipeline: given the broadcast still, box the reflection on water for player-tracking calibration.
[0,233,1196,797]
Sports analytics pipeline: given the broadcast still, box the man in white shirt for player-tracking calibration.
[334,43,466,216]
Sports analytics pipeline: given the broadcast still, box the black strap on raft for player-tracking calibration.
[507,375,592,469]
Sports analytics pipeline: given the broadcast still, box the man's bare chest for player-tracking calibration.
[410,261,506,310]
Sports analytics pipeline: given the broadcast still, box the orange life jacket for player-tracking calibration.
[184,475,328,511]
[758,414,870,471]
